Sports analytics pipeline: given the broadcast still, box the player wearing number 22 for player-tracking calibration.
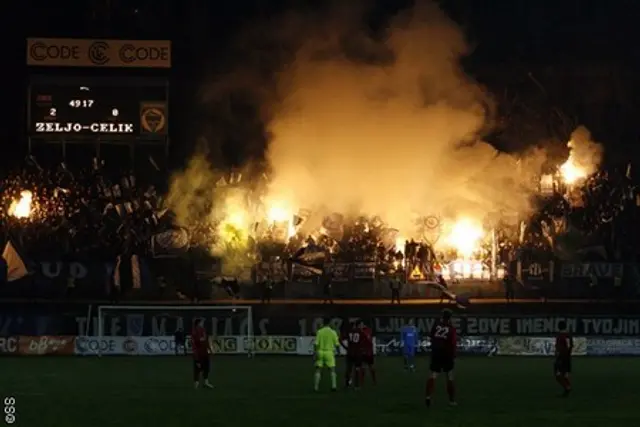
[192,319,214,389]
[425,309,457,407]
[314,319,340,392]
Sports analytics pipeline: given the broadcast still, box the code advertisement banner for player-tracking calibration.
[73,336,305,356]
[27,38,171,68]
[586,339,640,356]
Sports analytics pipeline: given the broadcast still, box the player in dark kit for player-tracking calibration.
[359,321,377,385]
[191,319,213,389]
[554,321,573,396]
[341,321,365,388]
[425,309,457,407]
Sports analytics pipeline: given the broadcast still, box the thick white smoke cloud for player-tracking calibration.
[265,1,543,235]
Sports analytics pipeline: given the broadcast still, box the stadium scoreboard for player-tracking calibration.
[28,79,168,139]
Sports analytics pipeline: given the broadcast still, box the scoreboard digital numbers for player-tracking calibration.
[29,83,167,138]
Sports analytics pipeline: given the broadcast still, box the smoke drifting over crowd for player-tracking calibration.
[167,1,601,263]
[267,2,538,230]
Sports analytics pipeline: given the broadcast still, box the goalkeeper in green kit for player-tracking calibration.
[314,319,340,392]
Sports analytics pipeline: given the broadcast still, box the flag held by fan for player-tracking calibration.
[151,228,190,257]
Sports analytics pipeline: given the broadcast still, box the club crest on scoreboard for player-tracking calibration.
[140,102,167,135]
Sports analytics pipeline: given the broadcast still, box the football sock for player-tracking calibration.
[314,372,321,391]
[555,375,566,390]
[370,367,377,384]
[564,377,571,390]
[330,372,337,389]
[345,366,351,387]
[426,378,435,398]
[358,369,365,386]
[446,380,456,402]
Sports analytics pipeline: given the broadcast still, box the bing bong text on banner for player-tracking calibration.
[27,39,171,68]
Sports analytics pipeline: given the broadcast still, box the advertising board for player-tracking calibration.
[5,302,640,338]
[27,38,171,68]
[496,337,587,356]
[18,336,75,355]
[73,336,308,356]
[0,337,19,355]
[6,335,640,356]
[586,339,640,356]
[375,336,497,356]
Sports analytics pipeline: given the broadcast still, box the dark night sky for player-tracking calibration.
[6,0,639,169]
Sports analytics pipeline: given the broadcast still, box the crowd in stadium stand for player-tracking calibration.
[530,169,639,262]
[0,158,638,301]
[0,157,164,260]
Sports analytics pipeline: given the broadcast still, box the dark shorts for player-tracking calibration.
[362,354,374,366]
[430,352,454,373]
[554,356,571,374]
[193,357,210,375]
[346,353,363,368]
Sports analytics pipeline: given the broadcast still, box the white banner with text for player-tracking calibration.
[73,335,593,357]
[75,336,311,356]
[74,336,371,356]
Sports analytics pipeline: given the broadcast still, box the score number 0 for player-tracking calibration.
[3,397,15,424]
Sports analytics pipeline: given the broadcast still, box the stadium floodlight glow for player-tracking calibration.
[96,305,254,357]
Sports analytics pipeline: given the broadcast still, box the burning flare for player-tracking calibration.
[266,202,296,239]
[560,156,588,185]
[395,236,406,254]
[443,218,484,257]
[559,126,602,186]
[267,205,290,222]
[8,191,33,219]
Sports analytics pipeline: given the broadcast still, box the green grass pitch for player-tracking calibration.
[1,356,637,427]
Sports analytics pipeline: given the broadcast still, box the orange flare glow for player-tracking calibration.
[9,191,33,219]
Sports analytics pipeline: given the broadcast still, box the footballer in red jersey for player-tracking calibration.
[191,318,213,389]
[359,321,377,385]
[425,309,457,407]
[554,321,573,396]
[341,322,366,388]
